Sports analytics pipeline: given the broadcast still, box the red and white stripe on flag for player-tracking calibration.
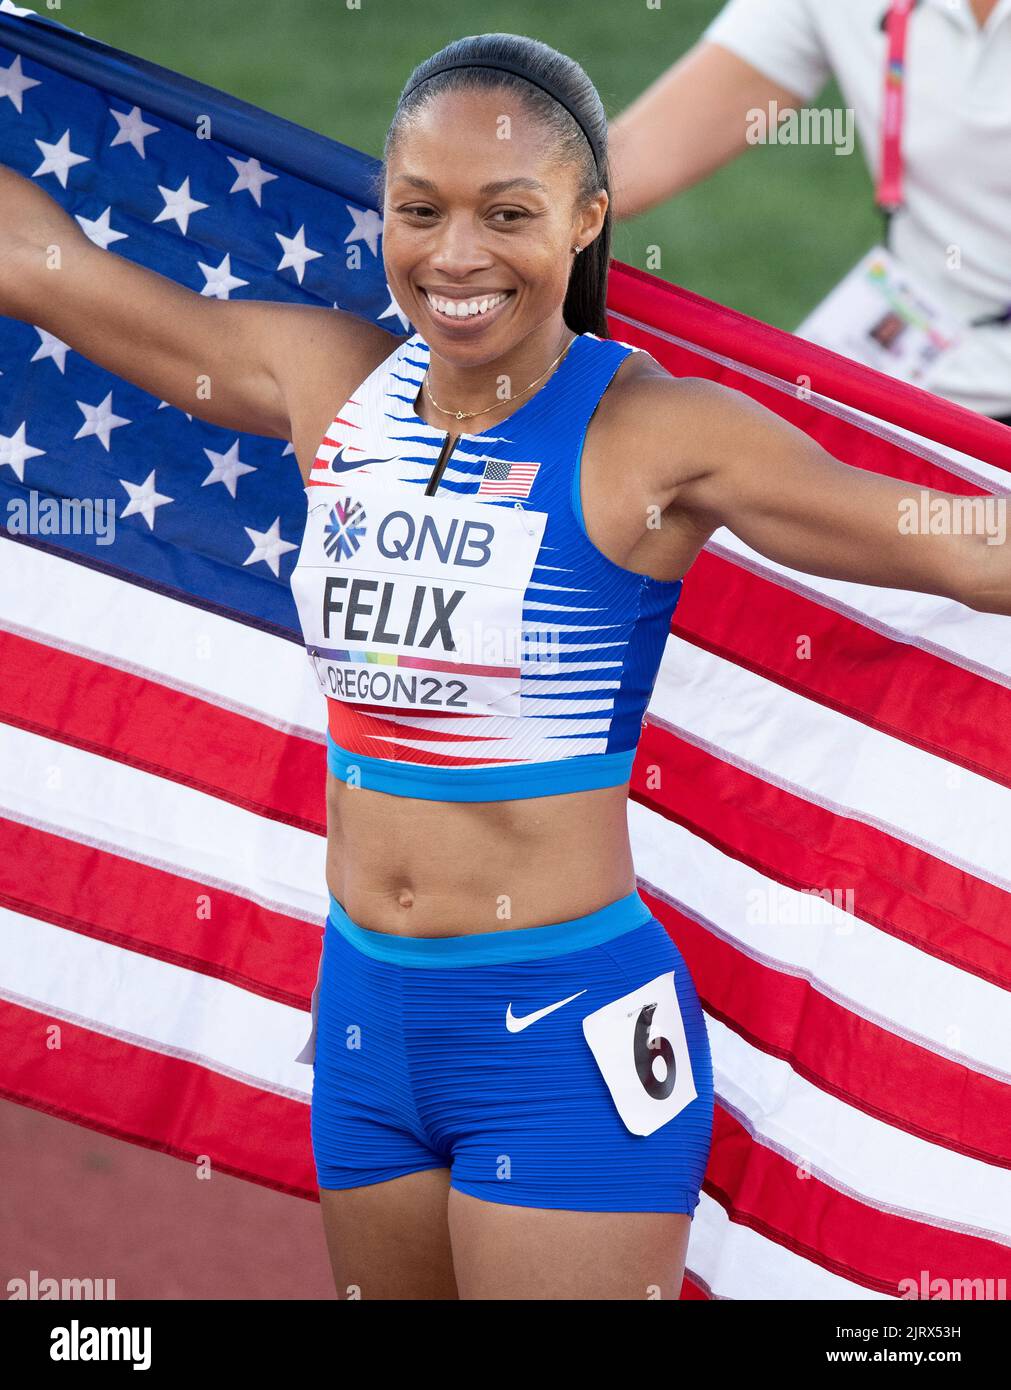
[2,262,1010,1300]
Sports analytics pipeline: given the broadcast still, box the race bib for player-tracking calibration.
[291,474,546,717]
[796,245,962,386]
[582,972,697,1136]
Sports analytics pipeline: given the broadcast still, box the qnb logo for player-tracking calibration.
[323,495,367,561]
[323,499,497,569]
[377,512,494,567]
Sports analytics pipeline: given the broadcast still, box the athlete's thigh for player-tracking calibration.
[448,1190,691,1300]
[319,1167,460,1300]
[434,916,711,1300]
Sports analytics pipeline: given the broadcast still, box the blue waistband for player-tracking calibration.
[326,888,653,966]
[326,731,635,801]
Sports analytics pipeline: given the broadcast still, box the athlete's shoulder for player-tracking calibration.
[293,307,408,384]
[591,341,692,441]
[586,343,759,498]
[269,306,408,427]
[594,345,752,444]
[283,312,410,484]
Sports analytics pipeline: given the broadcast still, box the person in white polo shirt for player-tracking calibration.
[609,0,1011,424]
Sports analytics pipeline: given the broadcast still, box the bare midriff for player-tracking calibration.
[324,770,638,937]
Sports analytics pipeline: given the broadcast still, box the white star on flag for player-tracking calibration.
[109,104,160,157]
[75,206,128,250]
[32,129,89,188]
[157,400,193,422]
[345,205,383,256]
[275,224,322,284]
[379,289,411,332]
[198,253,249,300]
[242,517,298,576]
[201,440,257,498]
[31,328,71,373]
[227,155,278,206]
[0,421,46,482]
[0,53,41,112]
[0,2,37,17]
[74,392,131,451]
[154,177,209,236]
[119,470,174,529]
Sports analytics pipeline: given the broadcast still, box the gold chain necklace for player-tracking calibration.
[422,333,576,422]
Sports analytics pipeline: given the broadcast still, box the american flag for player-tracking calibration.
[2,4,1010,1300]
[476,456,540,499]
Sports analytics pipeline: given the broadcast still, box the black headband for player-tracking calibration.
[400,57,603,173]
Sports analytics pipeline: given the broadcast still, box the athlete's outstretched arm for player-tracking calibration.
[642,375,1010,616]
[0,162,390,447]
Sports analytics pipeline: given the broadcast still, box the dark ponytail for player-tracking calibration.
[379,33,611,338]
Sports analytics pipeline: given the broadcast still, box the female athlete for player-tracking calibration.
[1,31,1006,1301]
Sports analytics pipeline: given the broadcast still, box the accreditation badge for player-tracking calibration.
[796,245,962,386]
[290,474,547,718]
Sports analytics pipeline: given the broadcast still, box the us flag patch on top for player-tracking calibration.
[476,457,541,499]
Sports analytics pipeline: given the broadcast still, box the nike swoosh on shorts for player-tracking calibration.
[505,990,587,1033]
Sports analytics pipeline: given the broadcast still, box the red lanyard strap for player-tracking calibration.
[877,0,918,213]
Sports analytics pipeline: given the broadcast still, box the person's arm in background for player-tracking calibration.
[608,0,830,219]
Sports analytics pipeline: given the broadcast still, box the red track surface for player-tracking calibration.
[0,1099,336,1300]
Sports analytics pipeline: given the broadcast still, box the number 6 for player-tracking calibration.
[633,1001,676,1100]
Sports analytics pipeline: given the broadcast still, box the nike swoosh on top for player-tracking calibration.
[318,442,400,475]
[505,990,587,1033]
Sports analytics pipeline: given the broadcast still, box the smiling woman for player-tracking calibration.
[280,31,723,1301]
[373,42,610,401]
[0,26,717,1299]
[3,17,1005,1304]
[290,28,1007,1303]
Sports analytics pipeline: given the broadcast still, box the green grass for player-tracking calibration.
[64,0,882,329]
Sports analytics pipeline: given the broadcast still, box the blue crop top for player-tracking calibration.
[288,329,683,801]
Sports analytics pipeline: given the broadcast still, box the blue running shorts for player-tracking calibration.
[308,888,714,1213]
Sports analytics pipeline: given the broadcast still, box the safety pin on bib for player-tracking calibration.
[513,500,538,538]
[307,647,328,692]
